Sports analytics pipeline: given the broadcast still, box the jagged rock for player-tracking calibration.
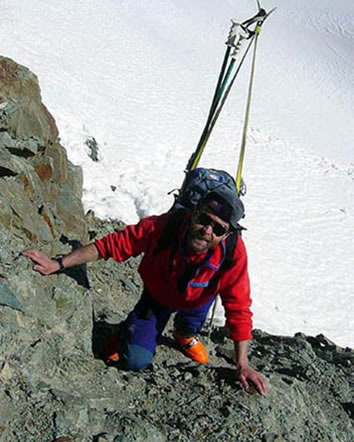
[0,56,353,442]
[67,161,83,200]
[85,136,100,162]
[0,147,22,176]
[55,183,86,239]
[0,56,87,244]
[0,131,14,149]
[31,154,54,182]
[0,279,24,311]
[0,130,41,157]
[0,56,58,142]
[45,142,70,184]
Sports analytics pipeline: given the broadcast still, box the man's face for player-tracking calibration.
[186,207,231,253]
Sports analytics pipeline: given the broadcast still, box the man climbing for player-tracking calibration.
[23,186,268,396]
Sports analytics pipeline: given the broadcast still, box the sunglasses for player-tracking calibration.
[195,212,229,237]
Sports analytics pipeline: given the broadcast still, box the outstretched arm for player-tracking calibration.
[22,244,100,275]
[234,340,268,396]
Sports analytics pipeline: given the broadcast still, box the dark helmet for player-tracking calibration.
[198,187,245,231]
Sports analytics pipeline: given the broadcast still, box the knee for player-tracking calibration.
[121,344,154,371]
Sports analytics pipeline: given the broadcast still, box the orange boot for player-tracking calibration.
[173,330,209,363]
[102,333,119,362]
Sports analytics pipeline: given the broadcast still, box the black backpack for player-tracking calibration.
[173,167,238,210]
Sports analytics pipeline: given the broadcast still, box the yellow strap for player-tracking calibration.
[191,37,256,172]
[236,27,260,193]
[190,137,207,171]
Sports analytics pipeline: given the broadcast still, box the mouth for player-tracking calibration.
[190,234,210,250]
[194,238,208,246]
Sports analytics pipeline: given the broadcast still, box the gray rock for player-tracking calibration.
[0,279,24,311]
[0,131,15,149]
[85,136,100,162]
[9,137,39,157]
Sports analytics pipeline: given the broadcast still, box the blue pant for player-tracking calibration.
[118,289,215,371]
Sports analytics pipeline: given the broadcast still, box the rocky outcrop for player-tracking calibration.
[0,57,353,442]
[0,56,85,244]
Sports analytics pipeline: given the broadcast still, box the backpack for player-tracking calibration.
[173,167,238,210]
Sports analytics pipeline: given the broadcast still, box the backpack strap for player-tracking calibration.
[204,231,238,291]
[221,231,239,271]
[153,208,188,272]
[221,221,247,271]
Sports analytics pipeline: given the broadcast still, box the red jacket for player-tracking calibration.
[95,212,253,341]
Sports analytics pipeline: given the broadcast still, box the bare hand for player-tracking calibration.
[237,364,268,396]
[22,249,59,275]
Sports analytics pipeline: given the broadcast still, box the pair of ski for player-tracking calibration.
[184,4,276,195]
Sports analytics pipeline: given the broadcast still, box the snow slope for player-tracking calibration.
[1,0,353,347]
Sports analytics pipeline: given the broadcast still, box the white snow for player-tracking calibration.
[1,0,353,347]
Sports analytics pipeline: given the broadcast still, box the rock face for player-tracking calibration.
[0,56,85,244]
[0,56,353,442]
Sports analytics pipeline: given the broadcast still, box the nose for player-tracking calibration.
[202,223,213,235]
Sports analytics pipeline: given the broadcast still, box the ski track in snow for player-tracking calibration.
[1,0,353,347]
